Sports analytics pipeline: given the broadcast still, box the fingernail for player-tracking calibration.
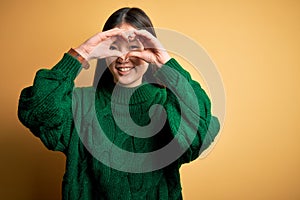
[128,35,133,42]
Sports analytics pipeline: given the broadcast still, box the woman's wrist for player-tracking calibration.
[67,48,90,69]
[156,53,171,68]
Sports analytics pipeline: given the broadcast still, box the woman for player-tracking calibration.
[18,7,220,200]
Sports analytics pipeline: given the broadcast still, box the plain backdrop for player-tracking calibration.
[1,0,300,199]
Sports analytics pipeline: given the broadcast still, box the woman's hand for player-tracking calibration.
[75,28,125,61]
[125,29,171,68]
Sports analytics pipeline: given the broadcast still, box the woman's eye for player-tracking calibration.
[109,45,117,50]
[129,45,140,50]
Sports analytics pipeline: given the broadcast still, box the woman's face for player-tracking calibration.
[106,23,149,88]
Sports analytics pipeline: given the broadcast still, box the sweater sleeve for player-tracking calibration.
[18,53,82,152]
[154,58,220,165]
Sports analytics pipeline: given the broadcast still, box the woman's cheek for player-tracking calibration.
[106,57,118,67]
[129,57,147,67]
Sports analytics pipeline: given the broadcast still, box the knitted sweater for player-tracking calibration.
[18,53,220,200]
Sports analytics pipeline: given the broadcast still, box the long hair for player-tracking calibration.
[93,7,158,87]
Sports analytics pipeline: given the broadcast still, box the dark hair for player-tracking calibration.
[94,7,158,87]
[102,7,156,37]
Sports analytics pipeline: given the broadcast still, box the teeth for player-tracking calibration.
[118,67,131,72]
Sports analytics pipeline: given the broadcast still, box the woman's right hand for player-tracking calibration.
[74,28,125,62]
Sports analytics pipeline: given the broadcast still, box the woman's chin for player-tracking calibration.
[116,78,142,88]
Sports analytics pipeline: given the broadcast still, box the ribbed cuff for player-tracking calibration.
[164,58,188,76]
[154,58,191,87]
[52,53,82,80]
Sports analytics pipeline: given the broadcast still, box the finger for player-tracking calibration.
[133,29,154,40]
[126,51,155,64]
[104,28,123,36]
[96,28,123,41]
[119,30,136,42]
[89,44,123,60]
[118,33,130,43]
[126,30,136,42]
[133,30,164,50]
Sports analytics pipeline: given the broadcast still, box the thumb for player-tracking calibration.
[126,51,155,64]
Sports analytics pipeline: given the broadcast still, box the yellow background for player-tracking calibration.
[1,0,300,199]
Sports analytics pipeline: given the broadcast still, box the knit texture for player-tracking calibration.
[18,53,220,200]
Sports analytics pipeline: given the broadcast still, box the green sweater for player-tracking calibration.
[18,53,220,200]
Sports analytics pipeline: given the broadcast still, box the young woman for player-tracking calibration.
[18,7,220,200]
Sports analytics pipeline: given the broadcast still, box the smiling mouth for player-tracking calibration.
[116,66,134,72]
[117,67,132,72]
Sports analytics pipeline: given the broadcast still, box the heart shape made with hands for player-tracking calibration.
[84,28,169,67]
[88,30,144,62]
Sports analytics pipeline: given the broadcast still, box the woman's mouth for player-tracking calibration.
[115,66,134,75]
[117,67,132,72]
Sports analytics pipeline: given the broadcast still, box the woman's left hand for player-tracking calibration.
[125,29,171,68]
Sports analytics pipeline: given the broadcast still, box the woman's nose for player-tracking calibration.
[116,55,129,64]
